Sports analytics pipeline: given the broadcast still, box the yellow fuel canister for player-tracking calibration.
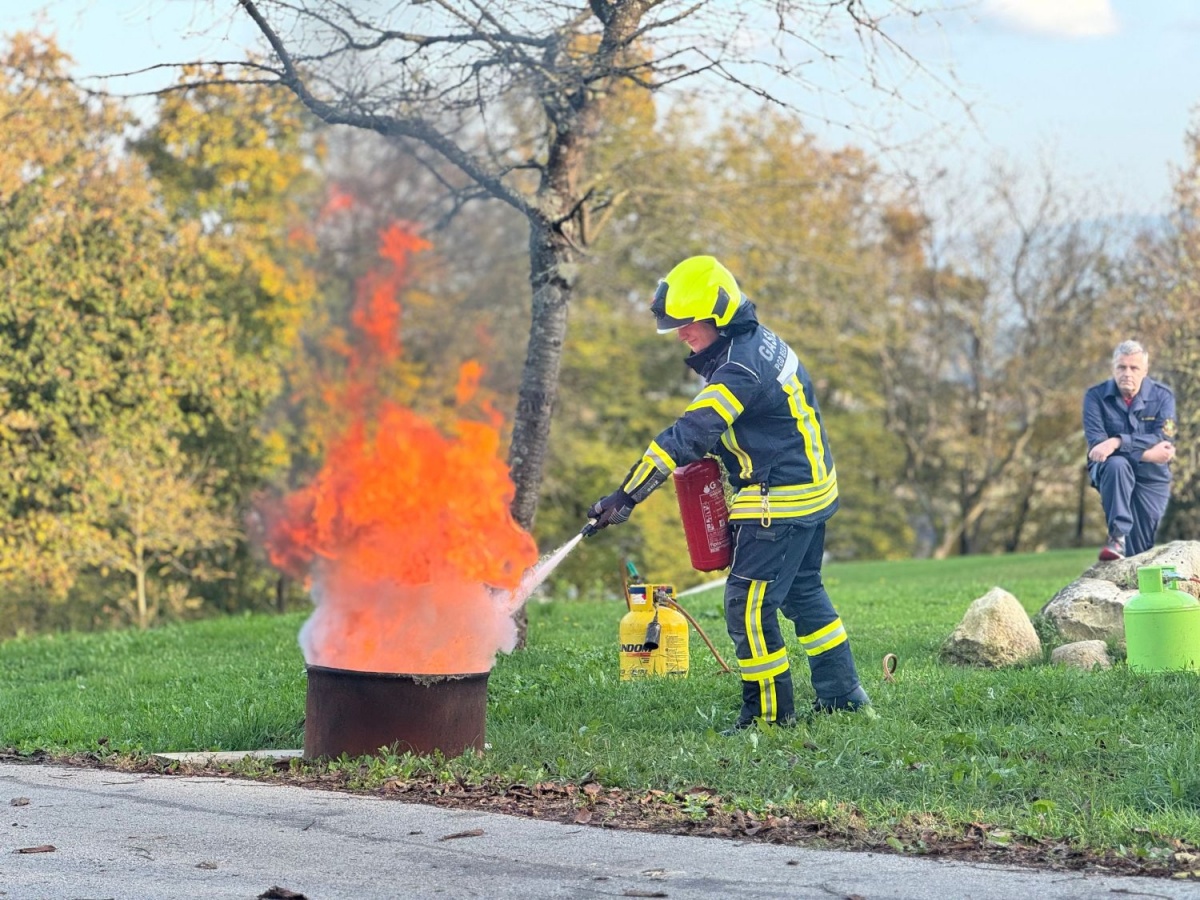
[619,583,689,680]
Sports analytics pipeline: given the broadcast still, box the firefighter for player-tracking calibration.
[1084,339,1176,560]
[585,255,869,731]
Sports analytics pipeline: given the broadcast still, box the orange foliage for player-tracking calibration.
[320,187,355,217]
[455,359,483,407]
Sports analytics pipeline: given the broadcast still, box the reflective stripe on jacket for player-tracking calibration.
[621,301,838,524]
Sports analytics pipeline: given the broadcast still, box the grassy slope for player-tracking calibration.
[3,548,1199,859]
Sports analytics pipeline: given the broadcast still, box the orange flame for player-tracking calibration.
[262,205,537,674]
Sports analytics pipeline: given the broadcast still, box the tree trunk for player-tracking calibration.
[1074,464,1089,547]
[936,483,989,559]
[1005,471,1037,552]
[135,539,148,630]
[957,466,972,556]
[508,220,573,531]
[507,217,575,645]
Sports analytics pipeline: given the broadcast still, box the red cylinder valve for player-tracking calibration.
[673,458,731,571]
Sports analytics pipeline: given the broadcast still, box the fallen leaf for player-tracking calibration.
[622,891,668,898]
[9,797,29,807]
[15,845,55,854]
[438,829,485,841]
[583,782,602,797]
[258,887,308,900]
[574,808,593,824]
[196,861,218,870]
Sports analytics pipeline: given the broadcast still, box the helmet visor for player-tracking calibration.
[650,280,696,333]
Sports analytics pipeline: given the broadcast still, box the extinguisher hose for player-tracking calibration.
[662,598,733,674]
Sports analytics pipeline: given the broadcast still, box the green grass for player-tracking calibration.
[4,547,1200,862]
[0,614,307,752]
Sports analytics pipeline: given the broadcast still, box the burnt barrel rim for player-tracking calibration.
[303,665,490,760]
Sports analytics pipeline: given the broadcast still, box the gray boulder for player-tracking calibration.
[1040,540,1200,642]
[1081,540,1200,592]
[1050,640,1112,670]
[1039,578,1134,642]
[942,586,1042,668]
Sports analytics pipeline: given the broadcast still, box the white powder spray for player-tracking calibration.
[499,533,584,613]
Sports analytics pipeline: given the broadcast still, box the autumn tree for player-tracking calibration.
[151,0,957,548]
[133,67,326,514]
[0,34,292,631]
[874,162,1124,557]
[1131,119,1200,540]
[135,65,322,357]
[74,427,237,628]
[133,66,333,618]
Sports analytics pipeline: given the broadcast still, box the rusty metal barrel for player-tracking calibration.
[303,666,489,760]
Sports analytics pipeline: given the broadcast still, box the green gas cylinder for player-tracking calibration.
[1123,565,1200,673]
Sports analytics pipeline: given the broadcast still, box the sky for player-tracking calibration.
[3,0,1199,218]
[905,0,1200,216]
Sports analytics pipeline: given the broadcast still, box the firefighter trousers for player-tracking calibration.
[724,521,861,725]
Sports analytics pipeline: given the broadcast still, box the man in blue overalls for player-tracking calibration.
[1083,340,1177,560]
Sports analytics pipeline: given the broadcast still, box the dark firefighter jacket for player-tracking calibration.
[621,299,838,525]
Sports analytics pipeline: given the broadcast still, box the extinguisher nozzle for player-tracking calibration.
[580,519,599,537]
[643,619,662,651]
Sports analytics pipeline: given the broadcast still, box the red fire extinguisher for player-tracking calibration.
[673,458,731,571]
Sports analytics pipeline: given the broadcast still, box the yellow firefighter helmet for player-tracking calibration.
[650,256,741,334]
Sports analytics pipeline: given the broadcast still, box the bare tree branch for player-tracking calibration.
[236,0,533,215]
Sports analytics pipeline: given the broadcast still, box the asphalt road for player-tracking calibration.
[1,761,1195,900]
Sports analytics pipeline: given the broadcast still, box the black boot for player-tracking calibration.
[719,714,798,736]
[721,671,797,735]
[812,684,871,714]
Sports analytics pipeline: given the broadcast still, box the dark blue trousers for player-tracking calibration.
[723,521,861,724]
[1090,456,1170,555]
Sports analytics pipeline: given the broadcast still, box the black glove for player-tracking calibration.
[585,489,635,533]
